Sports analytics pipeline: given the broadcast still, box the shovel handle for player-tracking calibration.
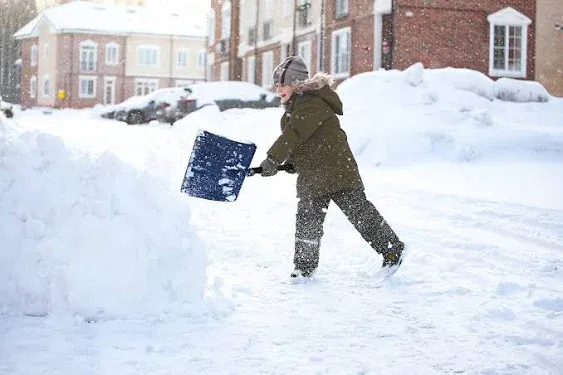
[248,163,295,176]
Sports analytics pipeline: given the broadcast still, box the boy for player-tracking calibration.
[259,56,404,278]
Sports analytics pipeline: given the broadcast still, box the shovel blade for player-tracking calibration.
[181,129,256,202]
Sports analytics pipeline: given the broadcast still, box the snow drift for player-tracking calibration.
[335,63,563,166]
[0,119,207,320]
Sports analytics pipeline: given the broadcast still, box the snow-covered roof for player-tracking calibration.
[13,1,207,39]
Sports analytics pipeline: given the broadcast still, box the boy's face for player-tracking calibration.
[275,83,294,104]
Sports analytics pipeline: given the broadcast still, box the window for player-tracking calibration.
[263,21,273,40]
[248,27,256,45]
[209,10,216,44]
[220,61,229,81]
[331,27,351,78]
[80,41,97,72]
[105,42,119,65]
[43,75,51,97]
[31,45,37,66]
[246,55,256,83]
[297,1,312,28]
[137,46,159,67]
[221,1,231,39]
[30,76,37,98]
[44,43,49,59]
[335,0,348,18]
[283,0,291,17]
[79,76,96,98]
[175,80,193,87]
[487,7,531,78]
[261,51,273,87]
[135,79,158,96]
[197,50,206,69]
[177,49,188,68]
[264,0,273,20]
[298,41,312,74]
[206,53,214,81]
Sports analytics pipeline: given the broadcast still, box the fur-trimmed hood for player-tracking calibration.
[291,72,343,115]
[292,72,334,94]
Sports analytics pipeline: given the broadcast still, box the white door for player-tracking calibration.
[103,77,116,105]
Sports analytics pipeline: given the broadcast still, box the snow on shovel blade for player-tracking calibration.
[180,129,257,202]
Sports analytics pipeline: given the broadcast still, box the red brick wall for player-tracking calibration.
[393,0,536,79]
[19,38,39,108]
[56,34,127,108]
[324,0,374,81]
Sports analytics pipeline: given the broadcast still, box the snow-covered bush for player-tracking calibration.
[0,121,207,320]
[493,78,551,103]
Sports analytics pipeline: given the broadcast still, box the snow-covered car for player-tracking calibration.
[174,81,280,122]
[113,87,191,125]
[0,96,14,118]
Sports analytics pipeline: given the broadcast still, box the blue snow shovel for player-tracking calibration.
[180,129,294,202]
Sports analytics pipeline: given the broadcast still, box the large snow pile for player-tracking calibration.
[336,63,563,166]
[0,119,206,320]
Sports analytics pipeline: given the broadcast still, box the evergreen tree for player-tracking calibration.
[0,0,37,103]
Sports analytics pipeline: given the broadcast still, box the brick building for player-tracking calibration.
[208,0,563,95]
[15,1,206,108]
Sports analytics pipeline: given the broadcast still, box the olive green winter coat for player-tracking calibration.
[267,73,364,198]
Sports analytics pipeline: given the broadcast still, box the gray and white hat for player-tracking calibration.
[272,56,310,86]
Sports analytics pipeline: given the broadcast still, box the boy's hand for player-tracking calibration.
[260,156,279,177]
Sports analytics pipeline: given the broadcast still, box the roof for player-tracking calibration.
[13,1,207,39]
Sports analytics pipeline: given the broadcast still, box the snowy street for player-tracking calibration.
[2,68,563,374]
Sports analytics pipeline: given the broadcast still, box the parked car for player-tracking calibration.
[174,81,280,122]
[113,87,191,125]
[0,96,14,118]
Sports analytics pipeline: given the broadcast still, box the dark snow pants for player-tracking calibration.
[294,189,402,272]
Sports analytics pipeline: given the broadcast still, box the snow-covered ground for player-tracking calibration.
[1,66,563,374]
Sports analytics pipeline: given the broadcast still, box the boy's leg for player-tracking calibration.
[332,189,403,257]
[294,195,331,275]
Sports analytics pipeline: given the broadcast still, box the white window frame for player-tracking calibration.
[137,45,160,67]
[261,50,274,88]
[197,50,206,69]
[220,61,230,81]
[42,74,51,97]
[79,40,97,72]
[335,0,349,18]
[31,44,38,66]
[298,40,312,75]
[283,0,291,17]
[79,75,96,98]
[30,76,37,98]
[105,42,119,65]
[177,49,188,68]
[487,7,531,78]
[331,27,351,79]
[264,0,273,20]
[209,10,216,44]
[246,55,256,83]
[221,1,231,39]
[135,78,159,96]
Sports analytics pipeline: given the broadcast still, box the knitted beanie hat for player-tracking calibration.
[272,56,310,86]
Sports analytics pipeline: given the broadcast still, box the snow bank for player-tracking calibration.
[0,120,207,320]
[493,78,551,103]
[335,63,563,166]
